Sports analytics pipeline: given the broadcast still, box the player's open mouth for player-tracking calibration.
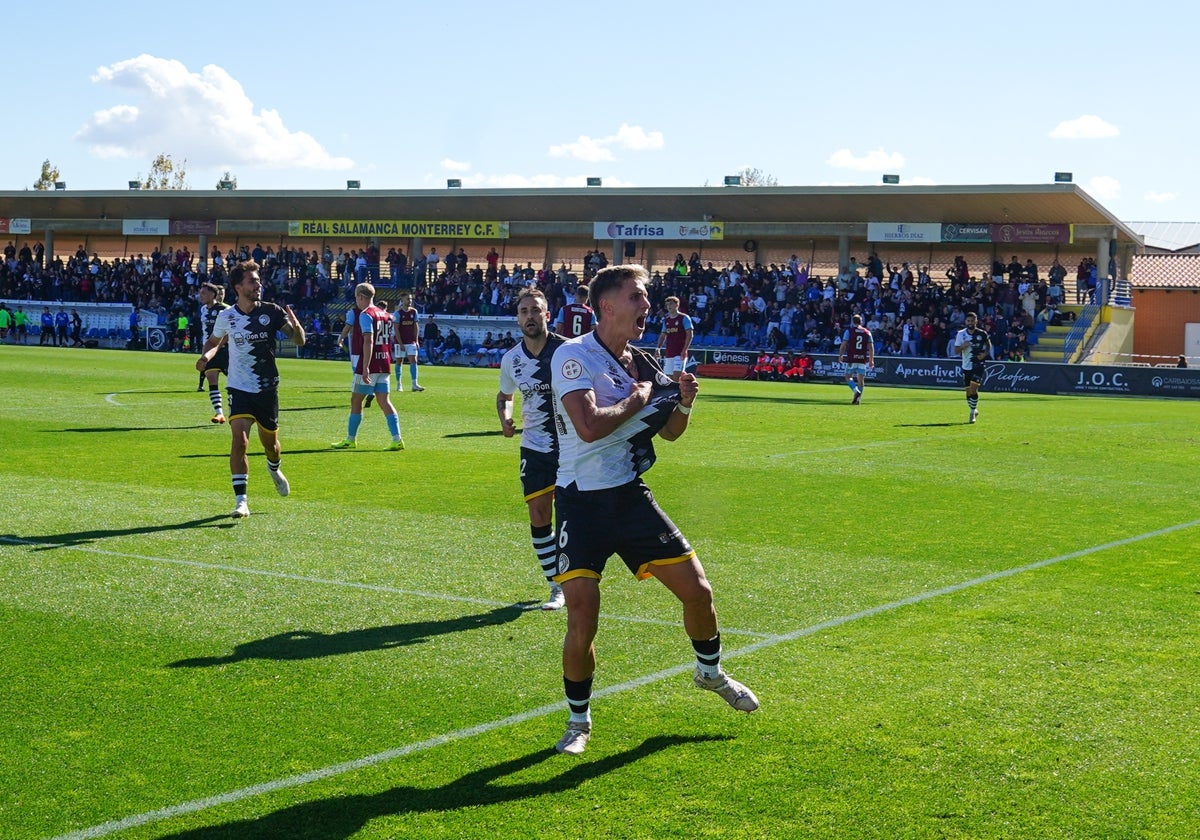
[635,315,646,329]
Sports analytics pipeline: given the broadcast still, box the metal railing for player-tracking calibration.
[1063,304,1101,362]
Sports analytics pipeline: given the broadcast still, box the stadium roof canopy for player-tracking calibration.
[0,183,1142,244]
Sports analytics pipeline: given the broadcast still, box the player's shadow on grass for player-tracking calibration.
[2,515,234,550]
[702,391,854,406]
[894,422,966,428]
[179,448,358,458]
[444,429,507,438]
[168,605,526,667]
[57,425,215,432]
[157,734,730,840]
[280,405,344,413]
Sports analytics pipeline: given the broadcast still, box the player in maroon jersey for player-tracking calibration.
[331,283,405,450]
[655,296,694,381]
[838,313,874,404]
[393,292,424,392]
[554,284,594,338]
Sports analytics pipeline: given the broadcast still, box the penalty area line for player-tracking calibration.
[45,516,1200,840]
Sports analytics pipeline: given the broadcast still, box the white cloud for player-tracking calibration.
[549,123,664,162]
[549,136,615,163]
[826,148,906,172]
[1084,175,1121,201]
[1144,191,1177,203]
[1049,115,1119,140]
[75,54,353,170]
[441,158,471,172]
[613,124,664,151]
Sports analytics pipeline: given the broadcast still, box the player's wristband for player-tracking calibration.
[675,403,692,416]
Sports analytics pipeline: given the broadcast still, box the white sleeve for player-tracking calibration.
[498,353,516,395]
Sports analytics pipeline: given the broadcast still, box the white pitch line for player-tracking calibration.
[45,516,1200,840]
[0,537,770,638]
[103,388,143,407]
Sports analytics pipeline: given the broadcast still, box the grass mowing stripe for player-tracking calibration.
[47,515,1200,840]
[720,516,1200,658]
[0,536,773,638]
[767,419,1167,458]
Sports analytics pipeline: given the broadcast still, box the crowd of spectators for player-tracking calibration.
[3,237,1095,362]
[636,251,1092,362]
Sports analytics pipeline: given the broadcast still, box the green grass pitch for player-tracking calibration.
[1,345,1197,839]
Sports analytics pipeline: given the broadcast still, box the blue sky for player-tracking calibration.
[5,0,1195,224]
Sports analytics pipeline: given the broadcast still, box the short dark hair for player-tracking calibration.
[516,287,548,310]
[589,265,648,321]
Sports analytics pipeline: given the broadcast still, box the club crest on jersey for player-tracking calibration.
[258,314,271,326]
[560,359,582,380]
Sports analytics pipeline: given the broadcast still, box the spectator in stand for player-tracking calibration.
[1075,258,1089,304]
[442,328,462,362]
[426,247,440,283]
[472,331,496,367]
[899,317,919,356]
[766,325,788,352]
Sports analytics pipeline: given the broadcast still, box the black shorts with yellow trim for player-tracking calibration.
[203,345,229,375]
[962,365,984,387]
[552,478,694,582]
[520,446,557,502]
[228,387,280,432]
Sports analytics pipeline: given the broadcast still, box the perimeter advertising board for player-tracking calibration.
[690,351,1200,398]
